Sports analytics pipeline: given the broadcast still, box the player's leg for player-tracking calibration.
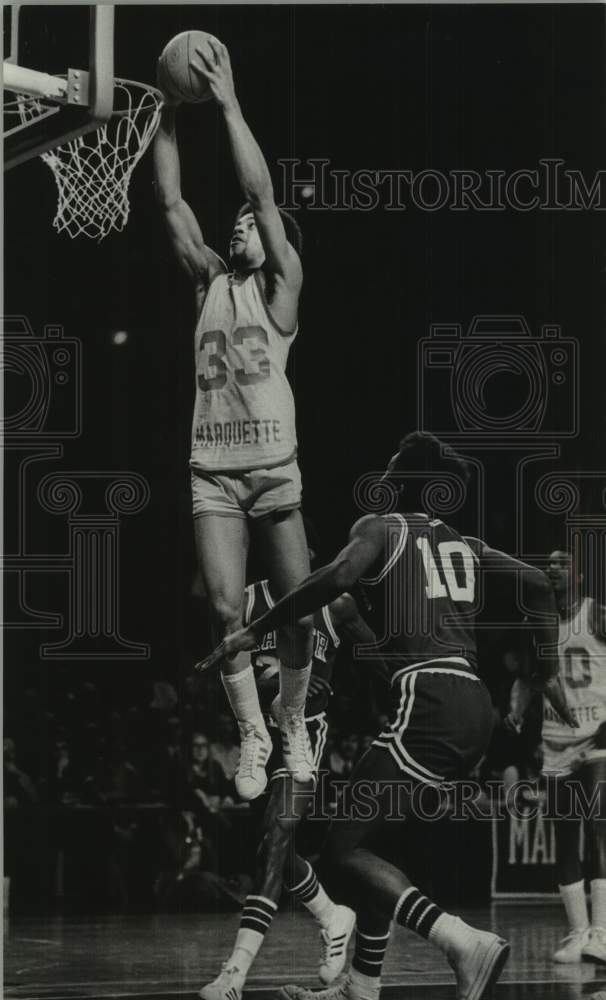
[194,513,271,799]
[577,758,606,963]
[282,677,508,1000]
[200,776,318,1000]
[255,508,315,781]
[285,854,356,984]
[550,774,590,962]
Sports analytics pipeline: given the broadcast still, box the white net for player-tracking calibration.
[4,91,61,137]
[40,79,164,241]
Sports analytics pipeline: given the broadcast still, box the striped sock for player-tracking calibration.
[286,861,335,927]
[229,895,277,975]
[352,926,391,978]
[240,894,278,935]
[394,886,443,940]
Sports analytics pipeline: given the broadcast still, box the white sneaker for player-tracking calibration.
[583,926,606,964]
[447,927,510,1000]
[319,907,356,985]
[281,973,373,1000]
[553,927,591,963]
[235,724,272,801]
[278,709,314,784]
[199,963,245,1000]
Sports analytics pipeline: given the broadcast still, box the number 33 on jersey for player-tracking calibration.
[190,272,298,473]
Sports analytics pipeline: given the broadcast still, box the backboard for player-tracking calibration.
[3,5,115,170]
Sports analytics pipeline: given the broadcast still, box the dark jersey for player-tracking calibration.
[362,513,479,685]
[244,579,340,716]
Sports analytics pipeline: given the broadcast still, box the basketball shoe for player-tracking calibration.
[199,963,245,1000]
[235,723,272,800]
[281,971,378,1000]
[553,927,591,963]
[319,907,356,985]
[443,921,510,1000]
[583,926,606,964]
[272,698,314,784]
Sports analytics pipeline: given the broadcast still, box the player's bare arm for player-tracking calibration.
[465,536,576,727]
[505,677,534,733]
[197,516,387,671]
[153,103,225,312]
[593,601,606,642]
[328,594,374,643]
[191,38,302,329]
[329,592,390,695]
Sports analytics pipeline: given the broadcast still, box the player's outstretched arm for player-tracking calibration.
[153,104,225,300]
[191,39,302,292]
[196,517,387,672]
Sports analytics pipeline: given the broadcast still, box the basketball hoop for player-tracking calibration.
[37,79,164,241]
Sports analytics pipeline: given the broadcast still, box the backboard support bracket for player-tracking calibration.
[4,5,114,170]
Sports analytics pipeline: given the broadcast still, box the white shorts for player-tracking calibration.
[542,736,606,777]
[191,459,302,520]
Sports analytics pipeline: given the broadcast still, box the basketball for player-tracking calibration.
[157,31,218,104]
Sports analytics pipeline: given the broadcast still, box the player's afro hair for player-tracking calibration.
[236,202,303,258]
[387,432,471,514]
[389,431,471,484]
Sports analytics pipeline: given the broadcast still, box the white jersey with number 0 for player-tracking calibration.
[190,272,298,473]
[542,597,606,776]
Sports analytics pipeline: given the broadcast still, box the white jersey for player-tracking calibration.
[542,597,606,776]
[190,272,298,473]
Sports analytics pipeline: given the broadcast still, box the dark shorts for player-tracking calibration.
[267,713,328,785]
[372,667,494,784]
[319,669,494,881]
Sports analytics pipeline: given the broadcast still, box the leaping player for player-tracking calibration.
[199,432,575,1000]
[200,568,384,1000]
[510,548,606,965]
[153,37,314,799]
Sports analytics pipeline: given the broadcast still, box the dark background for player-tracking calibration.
[5,2,606,688]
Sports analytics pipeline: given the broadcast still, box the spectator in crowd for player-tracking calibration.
[149,715,186,804]
[187,732,233,814]
[4,737,39,913]
[46,735,82,805]
[4,737,38,808]
[328,731,361,779]
[210,713,240,787]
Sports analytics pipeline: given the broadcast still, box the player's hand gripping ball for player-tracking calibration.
[157,30,220,104]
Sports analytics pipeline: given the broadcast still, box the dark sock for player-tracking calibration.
[352,926,391,978]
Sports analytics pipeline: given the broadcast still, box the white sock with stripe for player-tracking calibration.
[286,861,336,928]
[228,896,278,976]
[591,879,606,929]
[222,663,267,733]
[559,880,589,932]
[278,663,312,715]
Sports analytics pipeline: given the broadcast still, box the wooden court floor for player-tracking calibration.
[5,903,606,1000]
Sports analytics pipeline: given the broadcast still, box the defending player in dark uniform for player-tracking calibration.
[199,432,573,1000]
[200,580,382,1000]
